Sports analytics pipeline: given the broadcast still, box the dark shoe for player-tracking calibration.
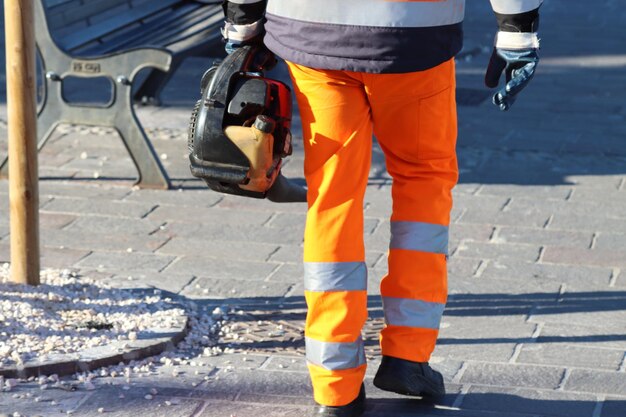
[373,355,445,398]
[311,384,366,417]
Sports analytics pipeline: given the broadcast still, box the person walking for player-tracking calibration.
[221,1,542,416]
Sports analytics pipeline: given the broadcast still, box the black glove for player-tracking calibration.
[485,47,539,111]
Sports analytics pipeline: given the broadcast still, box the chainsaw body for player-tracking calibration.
[188,45,302,201]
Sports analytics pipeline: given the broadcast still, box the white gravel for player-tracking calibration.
[0,264,226,370]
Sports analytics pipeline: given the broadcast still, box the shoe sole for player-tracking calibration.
[314,401,366,417]
[373,372,445,398]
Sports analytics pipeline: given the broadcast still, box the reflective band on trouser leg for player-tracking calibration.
[381,296,446,361]
[287,62,372,407]
[365,59,458,363]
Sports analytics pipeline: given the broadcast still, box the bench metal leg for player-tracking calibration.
[1,76,171,189]
[133,56,182,106]
[116,82,170,189]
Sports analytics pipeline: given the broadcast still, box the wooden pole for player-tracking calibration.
[5,0,40,285]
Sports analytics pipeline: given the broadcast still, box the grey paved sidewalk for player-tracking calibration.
[1,1,626,416]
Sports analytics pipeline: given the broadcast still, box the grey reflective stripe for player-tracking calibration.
[490,0,543,14]
[306,337,366,370]
[304,262,367,292]
[267,0,465,28]
[390,221,449,255]
[383,297,445,330]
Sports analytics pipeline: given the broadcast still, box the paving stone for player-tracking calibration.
[495,227,593,249]
[601,397,626,417]
[181,276,291,299]
[549,213,626,234]
[0,382,89,416]
[262,355,308,373]
[542,247,626,268]
[454,242,542,262]
[480,260,614,290]
[511,197,626,222]
[41,197,156,218]
[567,187,626,205]
[439,315,535,346]
[72,388,203,416]
[433,342,518,364]
[364,222,391,251]
[39,212,77,229]
[458,205,551,229]
[64,215,163,235]
[448,275,562,303]
[266,263,303,284]
[461,386,597,417]
[267,245,303,264]
[453,194,511,214]
[107,271,194,294]
[537,323,626,350]
[197,401,307,417]
[38,182,131,200]
[500,129,581,153]
[162,222,304,245]
[76,251,176,273]
[41,228,170,253]
[165,257,277,281]
[0,243,90,268]
[460,363,565,389]
[122,188,223,207]
[363,188,392,218]
[202,369,312,399]
[594,233,626,252]
[516,344,625,370]
[478,184,573,200]
[216,195,308,214]
[565,369,626,396]
[450,223,495,243]
[529,300,626,330]
[448,257,482,278]
[157,237,279,262]
[148,205,273,226]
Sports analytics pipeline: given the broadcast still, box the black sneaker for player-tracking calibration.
[311,384,366,417]
[373,355,445,398]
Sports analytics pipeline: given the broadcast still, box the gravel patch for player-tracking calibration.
[0,265,187,369]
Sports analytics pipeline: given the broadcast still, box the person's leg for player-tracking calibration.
[365,59,458,391]
[286,62,372,407]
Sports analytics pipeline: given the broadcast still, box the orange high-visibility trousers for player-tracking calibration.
[287,59,458,407]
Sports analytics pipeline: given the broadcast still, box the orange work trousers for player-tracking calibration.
[287,59,458,407]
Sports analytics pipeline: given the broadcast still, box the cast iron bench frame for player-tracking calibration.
[0,0,223,188]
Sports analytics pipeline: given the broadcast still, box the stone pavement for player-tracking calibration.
[1,1,626,416]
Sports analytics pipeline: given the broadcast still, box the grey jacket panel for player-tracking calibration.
[264,13,463,74]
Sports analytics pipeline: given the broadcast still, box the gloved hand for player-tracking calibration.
[225,33,264,54]
[222,21,265,54]
[485,33,540,111]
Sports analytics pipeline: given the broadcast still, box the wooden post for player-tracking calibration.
[5,0,40,285]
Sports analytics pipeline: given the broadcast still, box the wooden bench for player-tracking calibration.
[0,0,224,189]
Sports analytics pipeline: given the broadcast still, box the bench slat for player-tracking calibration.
[46,0,131,29]
[128,7,223,52]
[72,3,222,57]
[58,0,182,51]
